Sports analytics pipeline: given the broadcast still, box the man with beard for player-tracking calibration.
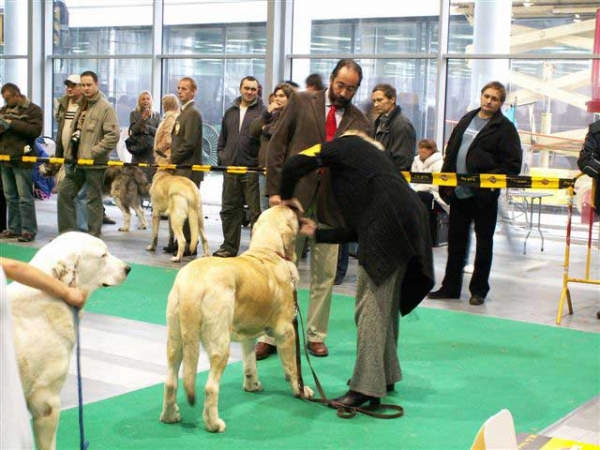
[255,59,371,360]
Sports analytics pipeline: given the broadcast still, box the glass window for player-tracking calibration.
[162,58,266,127]
[291,58,438,141]
[52,58,154,130]
[52,0,153,55]
[163,0,267,55]
[1,0,29,56]
[448,1,598,56]
[0,59,28,93]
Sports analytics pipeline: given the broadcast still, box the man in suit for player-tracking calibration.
[165,76,204,256]
[255,59,371,359]
[428,81,522,305]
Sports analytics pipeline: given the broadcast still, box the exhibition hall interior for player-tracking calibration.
[1,1,598,448]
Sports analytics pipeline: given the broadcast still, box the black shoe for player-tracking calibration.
[334,275,344,285]
[163,242,177,253]
[213,249,235,258]
[329,390,380,408]
[103,215,116,225]
[469,295,485,305]
[427,289,460,300]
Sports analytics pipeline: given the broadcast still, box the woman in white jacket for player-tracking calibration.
[410,138,448,212]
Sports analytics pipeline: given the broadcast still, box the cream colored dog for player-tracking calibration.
[145,167,210,262]
[159,205,314,433]
[8,232,131,450]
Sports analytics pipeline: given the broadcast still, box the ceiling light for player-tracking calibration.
[523,1,532,7]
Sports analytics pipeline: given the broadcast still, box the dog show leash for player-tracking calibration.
[292,289,404,420]
[73,308,90,450]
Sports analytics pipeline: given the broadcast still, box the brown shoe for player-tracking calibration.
[307,341,329,357]
[255,342,277,360]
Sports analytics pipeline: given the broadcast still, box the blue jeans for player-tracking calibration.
[0,165,37,236]
[76,183,88,231]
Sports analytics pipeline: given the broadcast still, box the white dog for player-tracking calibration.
[160,206,314,433]
[8,232,131,450]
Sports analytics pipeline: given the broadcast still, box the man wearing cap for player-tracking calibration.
[54,75,87,228]
[57,70,120,237]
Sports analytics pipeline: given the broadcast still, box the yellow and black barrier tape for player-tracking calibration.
[0,154,576,190]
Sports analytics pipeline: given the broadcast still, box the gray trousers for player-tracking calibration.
[350,264,404,398]
[57,165,105,237]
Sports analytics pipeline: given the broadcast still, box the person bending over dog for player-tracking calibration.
[0,257,87,449]
[279,131,434,408]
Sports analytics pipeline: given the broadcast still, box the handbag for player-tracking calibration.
[125,133,153,156]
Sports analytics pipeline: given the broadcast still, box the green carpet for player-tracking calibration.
[2,243,599,449]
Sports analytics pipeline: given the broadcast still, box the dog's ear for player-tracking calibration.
[52,257,79,287]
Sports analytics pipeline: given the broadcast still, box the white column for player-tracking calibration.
[469,0,512,109]
[4,0,28,86]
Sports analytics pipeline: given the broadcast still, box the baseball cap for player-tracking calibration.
[64,74,81,86]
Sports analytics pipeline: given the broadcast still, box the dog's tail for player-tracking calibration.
[131,166,151,198]
[188,204,199,255]
[180,290,201,406]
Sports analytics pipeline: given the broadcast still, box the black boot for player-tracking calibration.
[329,390,380,408]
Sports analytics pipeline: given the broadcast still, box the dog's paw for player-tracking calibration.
[205,418,226,433]
[299,385,314,399]
[160,405,181,424]
[170,255,183,262]
[243,379,263,392]
[118,227,129,232]
[138,225,147,230]
[146,245,156,252]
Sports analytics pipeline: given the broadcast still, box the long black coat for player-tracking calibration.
[280,134,434,316]
[578,119,600,212]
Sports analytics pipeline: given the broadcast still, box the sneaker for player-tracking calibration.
[427,289,460,300]
[17,233,35,243]
[0,230,20,239]
[213,249,235,258]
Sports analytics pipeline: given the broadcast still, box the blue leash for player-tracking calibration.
[73,309,89,450]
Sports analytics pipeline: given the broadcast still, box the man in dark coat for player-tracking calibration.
[166,76,204,256]
[280,131,434,407]
[372,83,416,171]
[428,81,522,305]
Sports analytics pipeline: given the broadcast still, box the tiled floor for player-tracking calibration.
[4,173,599,444]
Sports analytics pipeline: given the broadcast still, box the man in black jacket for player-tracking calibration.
[213,76,264,257]
[279,131,434,407]
[577,118,600,319]
[372,83,416,171]
[428,81,522,305]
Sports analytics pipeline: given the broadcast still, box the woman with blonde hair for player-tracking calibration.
[154,94,181,162]
[128,90,161,177]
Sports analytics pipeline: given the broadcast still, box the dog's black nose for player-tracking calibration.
[125,265,132,275]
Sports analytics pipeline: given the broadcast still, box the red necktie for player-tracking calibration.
[326,105,337,142]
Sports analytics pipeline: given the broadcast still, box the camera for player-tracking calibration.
[582,157,600,180]
[70,130,81,152]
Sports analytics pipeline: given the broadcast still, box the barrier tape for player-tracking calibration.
[0,154,576,190]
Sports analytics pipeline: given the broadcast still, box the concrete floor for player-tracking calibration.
[4,172,599,445]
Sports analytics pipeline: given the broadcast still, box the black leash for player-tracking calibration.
[292,290,404,419]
